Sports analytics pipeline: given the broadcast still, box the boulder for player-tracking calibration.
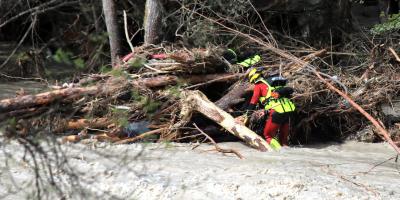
[380,101,400,124]
[346,125,376,142]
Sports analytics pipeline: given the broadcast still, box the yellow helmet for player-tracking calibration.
[248,67,262,83]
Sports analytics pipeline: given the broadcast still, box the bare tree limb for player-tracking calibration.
[123,10,135,54]
[0,15,36,71]
[183,6,400,154]
[114,128,165,145]
[193,123,244,159]
[388,47,400,63]
[313,70,400,154]
[0,0,78,29]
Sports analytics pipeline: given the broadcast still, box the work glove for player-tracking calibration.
[254,110,265,120]
[271,91,279,99]
[234,114,248,126]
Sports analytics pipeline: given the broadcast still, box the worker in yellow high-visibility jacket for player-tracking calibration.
[246,67,296,149]
[222,48,261,68]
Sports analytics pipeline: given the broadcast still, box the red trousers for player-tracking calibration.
[263,110,289,146]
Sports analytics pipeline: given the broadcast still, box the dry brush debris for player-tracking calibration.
[1,43,400,153]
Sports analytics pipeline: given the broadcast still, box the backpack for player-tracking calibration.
[265,75,294,98]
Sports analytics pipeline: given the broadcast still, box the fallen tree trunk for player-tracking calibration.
[180,90,273,151]
[215,81,252,110]
[67,118,111,129]
[0,73,239,114]
[185,73,242,89]
[56,118,112,132]
[132,73,241,88]
[0,78,127,113]
[0,86,99,113]
[133,75,178,88]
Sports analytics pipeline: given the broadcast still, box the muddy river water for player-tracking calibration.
[0,140,399,200]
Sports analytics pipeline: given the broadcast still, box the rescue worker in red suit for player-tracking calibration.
[246,67,295,148]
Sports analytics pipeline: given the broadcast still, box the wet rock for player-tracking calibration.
[123,121,151,138]
[380,101,400,124]
[347,125,376,142]
[388,126,400,142]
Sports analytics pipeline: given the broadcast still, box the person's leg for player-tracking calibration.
[279,122,289,146]
[263,113,280,144]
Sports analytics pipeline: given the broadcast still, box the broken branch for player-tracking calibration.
[193,123,244,159]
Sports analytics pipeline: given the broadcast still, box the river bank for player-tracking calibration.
[0,81,46,99]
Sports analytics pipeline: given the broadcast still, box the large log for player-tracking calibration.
[133,76,178,88]
[67,118,111,129]
[180,90,273,151]
[0,73,239,114]
[55,118,112,132]
[132,73,240,88]
[0,78,126,113]
[215,81,252,110]
[0,86,98,113]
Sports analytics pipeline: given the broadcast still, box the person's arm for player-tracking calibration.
[238,84,260,125]
[249,84,270,121]
[247,84,261,114]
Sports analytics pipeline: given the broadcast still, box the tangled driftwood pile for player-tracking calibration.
[1,42,400,153]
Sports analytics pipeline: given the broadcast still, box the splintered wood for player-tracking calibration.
[179,90,273,152]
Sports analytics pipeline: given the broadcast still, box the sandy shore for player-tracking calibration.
[0,140,399,200]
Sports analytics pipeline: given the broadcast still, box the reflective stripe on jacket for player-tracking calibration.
[238,55,261,67]
[256,78,295,113]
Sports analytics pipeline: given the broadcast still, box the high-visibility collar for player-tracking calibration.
[256,78,274,103]
[238,55,261,67]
